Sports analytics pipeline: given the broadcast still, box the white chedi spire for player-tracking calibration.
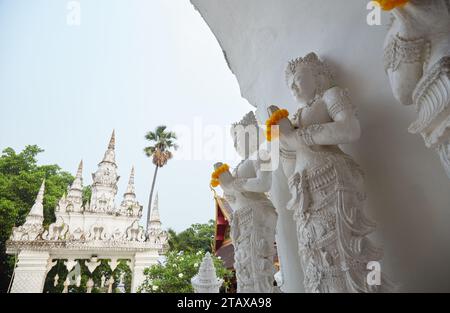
[191,252,223,293]
[57,161,84,213]
[101,130,116,164]
[65,160,84,212]
[56,192,67,213]
[120,166,142,217]
[149,193,160,223]
[146,192,168,248]
[71,160,83,190]
[90,131,120,214]
[10,179,45,240]
[125,166,135,195]
[28,179,45,218]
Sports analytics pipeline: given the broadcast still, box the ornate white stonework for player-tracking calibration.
[382,0,450,178]
[272,52,391,292]
[10,180,46,241]
[216,112,278,293]
[146,194,168,250]
[6,131,168,293]
[191,252,223,293]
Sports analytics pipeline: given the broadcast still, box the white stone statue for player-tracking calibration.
[107,276,115,293]
[86,278,94,293]
[272,52,388,292]
[214,111,278,293]
[100,275,106,288]
[382,0,450,178]
[76,274,81,287]
[116,272,126,293]
[54,274,59,287]
[62,277,70,293]
[191,252,223,293]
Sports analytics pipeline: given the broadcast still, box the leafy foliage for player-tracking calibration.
[168,220,215,253]
[138,220,232,293]
[82,185,92,207]
[138,250,232,293]
[0,145,75,292]
[144,125,178,168]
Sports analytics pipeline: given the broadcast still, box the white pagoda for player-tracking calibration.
[191,252,223,293]
[6,131,168,293]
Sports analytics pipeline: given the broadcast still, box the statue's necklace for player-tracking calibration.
[306,92,322,108]
[297,94,320,123]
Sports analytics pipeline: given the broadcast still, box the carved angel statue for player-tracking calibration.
[272,52,391,292]
[382,0,450,178]
[214,111,278,293]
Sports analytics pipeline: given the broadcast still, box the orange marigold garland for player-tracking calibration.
[265,109,289,142]
[210,163,230,187]
[373,0,409,11]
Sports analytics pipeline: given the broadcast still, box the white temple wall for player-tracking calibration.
[191,0,450,292]
[131,251,160,293]
[58,213,139,235]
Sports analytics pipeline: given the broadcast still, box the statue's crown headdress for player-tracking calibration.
[285,52,334,84]
[232,111,258,128]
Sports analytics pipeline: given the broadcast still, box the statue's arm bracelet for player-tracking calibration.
[384,33,430,72]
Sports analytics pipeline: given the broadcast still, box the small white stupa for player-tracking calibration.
[10,179,46,241]
[191,252,223,293]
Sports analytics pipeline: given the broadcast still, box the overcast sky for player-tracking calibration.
[0,0,253,231]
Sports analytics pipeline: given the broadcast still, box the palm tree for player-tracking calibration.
[144,125,177,229]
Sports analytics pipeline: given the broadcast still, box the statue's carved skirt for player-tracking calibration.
[287,153,383,293]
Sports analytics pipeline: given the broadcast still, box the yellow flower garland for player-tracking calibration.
[210,163,230,187]
[265,109,289,142]
[373,0,409,11]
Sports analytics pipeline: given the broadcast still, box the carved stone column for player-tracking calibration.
[10,250,50,293]
[131,251,159,292]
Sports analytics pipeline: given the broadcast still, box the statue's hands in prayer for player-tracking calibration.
[214,162,234,190]
[266,105,296,150]
[278,117,298,150]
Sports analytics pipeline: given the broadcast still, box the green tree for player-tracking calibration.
[0,145,74,292]
[82,185,92,207]
[138,220,230,293]
[138,250,232,293]
[168,220,215,253]
[144,126,177,230]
